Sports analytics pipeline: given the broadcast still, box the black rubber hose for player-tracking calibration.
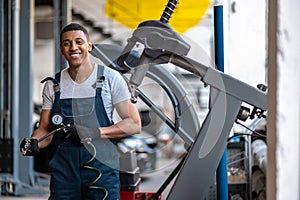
[160,0,179,24]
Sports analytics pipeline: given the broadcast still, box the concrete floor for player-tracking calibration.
[0,158,179,200]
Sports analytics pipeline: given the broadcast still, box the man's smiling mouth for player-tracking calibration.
[70,53,81,57]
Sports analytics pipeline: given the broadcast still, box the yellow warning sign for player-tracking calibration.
[105,0,211,33]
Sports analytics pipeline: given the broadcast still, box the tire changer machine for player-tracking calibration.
[89,1,267,199]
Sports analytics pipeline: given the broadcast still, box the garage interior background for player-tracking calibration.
[0,0,299,199]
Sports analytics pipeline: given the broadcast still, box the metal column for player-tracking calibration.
[16,0,35,192]
[214,3,229,200]
[0,0,46,195]
[53,0,71,72]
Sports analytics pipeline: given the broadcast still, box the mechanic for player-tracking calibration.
[20,23,141,200]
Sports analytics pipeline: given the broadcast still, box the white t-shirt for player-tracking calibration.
[42,65,130,121]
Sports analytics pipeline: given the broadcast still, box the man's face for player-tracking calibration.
[60,30,92,68]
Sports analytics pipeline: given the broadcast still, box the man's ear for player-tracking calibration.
[88,41,93,52]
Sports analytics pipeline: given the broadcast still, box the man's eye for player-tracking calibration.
[76,40,83,45]
[63,41,71,47]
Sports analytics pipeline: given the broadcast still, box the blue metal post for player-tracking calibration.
[214,3,228,200]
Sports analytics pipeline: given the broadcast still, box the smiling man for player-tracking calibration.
[20,23,141,200]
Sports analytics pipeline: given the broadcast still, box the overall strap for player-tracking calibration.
[53,71,61,93]
[40,71,61,94]
[49,71,62,126]
[95,64,105,89]
[94,65,113,127]
[41,71,65,150]
[41,72,62,118]
[50,71,62,105]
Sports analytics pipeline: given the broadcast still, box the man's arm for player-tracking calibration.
[31,109,53,148]
[100,100,141,138]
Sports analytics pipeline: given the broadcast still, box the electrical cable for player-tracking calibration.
[235,120,266,138]
[227,120,267,142]
[81,140,108,200]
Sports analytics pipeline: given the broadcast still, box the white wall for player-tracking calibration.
[268,0,300,199]
[225,0,267,86]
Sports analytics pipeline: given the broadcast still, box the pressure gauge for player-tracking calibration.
[51,114,64,125]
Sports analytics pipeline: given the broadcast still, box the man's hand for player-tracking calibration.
[76,125,100,142]
[66,124,100,144]
[20,137,39,156]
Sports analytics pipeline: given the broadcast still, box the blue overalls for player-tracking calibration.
[47,65,120,200]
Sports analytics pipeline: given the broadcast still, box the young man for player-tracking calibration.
[20,23,141,200]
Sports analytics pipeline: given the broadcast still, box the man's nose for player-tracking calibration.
[70,42,78,50]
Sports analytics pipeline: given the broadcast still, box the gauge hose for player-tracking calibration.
[82,141,108,199]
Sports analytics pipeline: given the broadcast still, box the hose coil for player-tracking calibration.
[160,0,179,23]
[82,141,108,199]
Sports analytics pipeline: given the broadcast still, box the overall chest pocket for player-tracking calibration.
[61,97,100,127]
